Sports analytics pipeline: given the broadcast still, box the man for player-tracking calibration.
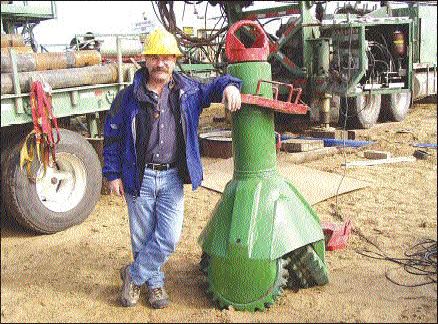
[102,27,242,309]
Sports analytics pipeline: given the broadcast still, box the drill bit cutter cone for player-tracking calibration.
[198,21,329,311]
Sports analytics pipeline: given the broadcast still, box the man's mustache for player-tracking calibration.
[152,68,169,73]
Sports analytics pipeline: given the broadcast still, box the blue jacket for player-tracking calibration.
[102,68,242,196]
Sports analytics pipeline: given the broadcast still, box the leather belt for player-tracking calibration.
[146,162,177,171]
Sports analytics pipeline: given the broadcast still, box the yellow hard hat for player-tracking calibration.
[142,28,183,57]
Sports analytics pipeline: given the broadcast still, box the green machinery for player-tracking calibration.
[196,0,436,311]
[198,20,328,311]
[218,1,437,129]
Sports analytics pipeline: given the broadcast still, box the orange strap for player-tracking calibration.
[30,81,60,163]
[20,81,61,180]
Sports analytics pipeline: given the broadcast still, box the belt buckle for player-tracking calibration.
[149,163,172,171]
[152,163,166,171]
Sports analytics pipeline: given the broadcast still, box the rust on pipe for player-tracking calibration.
[1,47,34,55]
[1,34,25,48]
[1,50,102,72]
[1,63,136,95]
[74,50,102,67]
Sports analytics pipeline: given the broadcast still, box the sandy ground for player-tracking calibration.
[1,101,437,323]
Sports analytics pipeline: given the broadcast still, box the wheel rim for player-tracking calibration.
[35,152,87,213]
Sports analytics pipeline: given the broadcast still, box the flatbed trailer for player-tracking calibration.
[1,1,136,233]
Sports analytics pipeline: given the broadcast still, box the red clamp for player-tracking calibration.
[321,219,353,251]
[225,20,269,63]
[240,79,308,114]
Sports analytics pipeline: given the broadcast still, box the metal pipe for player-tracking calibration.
[1,63,136,95]
[1,47,34,55]
[320,93,331,128]
[1,34,25,48]
[229,61,276,174]
[1,50,102,72]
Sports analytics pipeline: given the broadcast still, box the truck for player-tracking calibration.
[218,1,437,130]
[1,1,137,234]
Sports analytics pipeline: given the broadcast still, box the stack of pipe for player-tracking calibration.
[1,33,34,56]
[1,34,137,95]
[1,50,102,72]
[1,63,135,95]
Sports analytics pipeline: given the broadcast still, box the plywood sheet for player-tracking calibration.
[201,158,370,205]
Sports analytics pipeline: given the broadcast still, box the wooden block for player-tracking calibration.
[304,128,349,140]
[364,150,392,159]
[281,139,324,152]
[413,149,431,160]
[347,130,356,140]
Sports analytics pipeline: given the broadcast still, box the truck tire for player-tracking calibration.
[339,94,381,129]
[380,91,411,122]
[1,126,33,221]
[1,129,102,234]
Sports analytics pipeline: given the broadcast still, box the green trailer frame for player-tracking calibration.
[1,2,139,234]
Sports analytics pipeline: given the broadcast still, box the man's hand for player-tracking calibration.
[108,178,125,197]
[222,85,241,112]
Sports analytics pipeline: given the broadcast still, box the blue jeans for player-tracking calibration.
[125,167,184,288]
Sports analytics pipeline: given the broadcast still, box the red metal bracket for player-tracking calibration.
[321,219,353,251]
[225,20,269,63]
[240,79,308,114]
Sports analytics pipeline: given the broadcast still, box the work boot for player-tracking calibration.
[148,286,170,309]
[119,265,141,307]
